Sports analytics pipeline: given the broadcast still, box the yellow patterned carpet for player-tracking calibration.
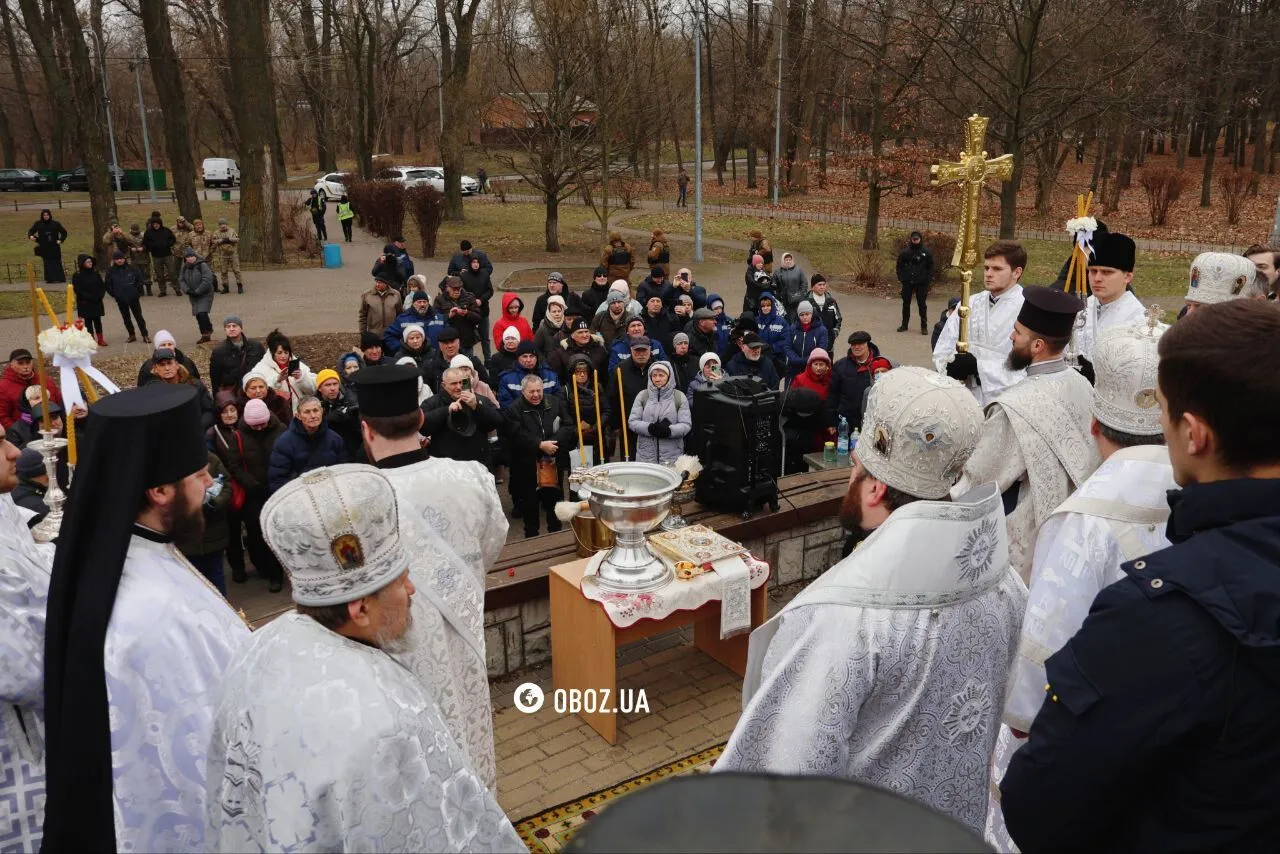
[514,743,726,853]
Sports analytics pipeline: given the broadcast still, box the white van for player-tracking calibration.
[202,158,240,188]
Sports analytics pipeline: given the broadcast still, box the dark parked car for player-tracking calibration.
[55,165,126,192]
[0,169,52,191]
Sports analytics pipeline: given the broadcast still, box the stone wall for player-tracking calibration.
[483,514,846,679]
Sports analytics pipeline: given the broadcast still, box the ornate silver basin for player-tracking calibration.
[572,462,683,593]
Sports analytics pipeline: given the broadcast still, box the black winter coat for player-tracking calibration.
[228,416,285,491]
[136,349,202,387]
[71,255,106,317]
[660,280,708,310]
[421,351,488,395]
[458,267,494,314]
[321,388,361,460]
[683,320,721,363]
[724,351,780,388]
[142,225,176,258]
[209,337,267,393]
[895,243,933,287]
[604,358,649,433]
[1002,478,1280,854]
[447,249,492,277]
[532,287,575,331]
[267,417,347,492]
[580,281,611,315]
[104,263,144,304]
[419,393,505,463]
[826,344,891,430]
[502,394,576,474]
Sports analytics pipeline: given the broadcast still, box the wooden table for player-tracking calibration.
[804,450,854,472]
[549,556,769,745]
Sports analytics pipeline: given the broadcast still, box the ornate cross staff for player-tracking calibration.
[930,115,1014,353]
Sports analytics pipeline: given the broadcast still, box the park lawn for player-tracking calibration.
[624,212,1196,300]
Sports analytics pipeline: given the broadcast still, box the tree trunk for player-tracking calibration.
[545,194,559,252]
[438,2,481,221]
[1177,120,1190,170]
[141,0,202,220]
[297,0,336,172]
[224,0,282,262]
[0,105,14,167]
[1,1,45,168]
[1200,118,1220,207]
[24,0,116,256]
[863,180,881,250]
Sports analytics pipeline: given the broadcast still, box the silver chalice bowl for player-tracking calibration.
[571,462,683,593]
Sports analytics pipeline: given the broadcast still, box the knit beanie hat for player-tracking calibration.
[154,330,176,348]
[502,326,521,343]
[244,398,270,427]
[403,323,426,342]
[797,300,814,316]
[610,279,630,295]
[607,291,628,305]
[547,295,566,309]
[672,332,689,347]
[224,315,244,328]
[699,352,721,369]
[315,368,340,387]
[752,254,764,266]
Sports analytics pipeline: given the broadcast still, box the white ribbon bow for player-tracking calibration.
[51,353,120,413]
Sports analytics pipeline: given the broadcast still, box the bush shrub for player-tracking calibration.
[405,184,447,258]
[1139,166,1184,226]
[1219,168,1250,225]
[280,196,322,258]
[916,231,956,283]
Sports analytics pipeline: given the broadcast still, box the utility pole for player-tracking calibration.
[130,60,157,203]
[434,52,445,140]
[694,18,703,263]
[772,7,783,207]
[86,29,122,192]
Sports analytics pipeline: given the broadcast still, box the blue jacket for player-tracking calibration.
[607,338,666,372]
[496,363,561,408]
[724,351,780,388]
[383,307,447,355]
[755,291,790,356]
[267,417,347,492]
[707,292,734,355]
[1002,478,1280,853]
[783,319,829,377]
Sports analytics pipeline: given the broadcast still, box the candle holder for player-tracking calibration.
[660,471,699,531]
[28,429,69,544]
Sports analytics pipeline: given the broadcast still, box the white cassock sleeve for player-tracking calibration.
[469,462,509,570]
[716,606,875,776]
[932,310,960,372]
[954,405,1026,498]
[0,503,52,712]
[1003,512,1121,733]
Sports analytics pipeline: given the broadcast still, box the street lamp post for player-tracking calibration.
[693,19,703,262]
[130,60,157,203]
[85,29,122,192]
[772,9,783,207]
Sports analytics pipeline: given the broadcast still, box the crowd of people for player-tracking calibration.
[5,208,1280,852]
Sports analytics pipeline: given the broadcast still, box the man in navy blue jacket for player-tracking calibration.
[1001,300,1280,853]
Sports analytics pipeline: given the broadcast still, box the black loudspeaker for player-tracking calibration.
[691,377,781,517]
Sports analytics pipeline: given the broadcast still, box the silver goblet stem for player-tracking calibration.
[28,429,70,544]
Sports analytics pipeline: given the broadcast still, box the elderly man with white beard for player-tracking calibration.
[204,465,523,853]
[715,366,1027,834]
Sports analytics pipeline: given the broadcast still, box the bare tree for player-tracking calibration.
[1,0,46,168]
[437,0,482,219]
[139,0,202,219]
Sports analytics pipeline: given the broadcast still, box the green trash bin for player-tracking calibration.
[220,190,231,201]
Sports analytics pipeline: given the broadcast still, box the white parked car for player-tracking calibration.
[423,166,480,195]
[372,165,479,195]
[202,157,240,188]
[313,173,348,200]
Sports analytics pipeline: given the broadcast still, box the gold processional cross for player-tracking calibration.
[930,115,1014,353]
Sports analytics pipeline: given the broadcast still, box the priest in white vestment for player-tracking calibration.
[1074,231,1147,366]
[954,286,1101,582]
[716,366,1027,833]
[205,465,523,853]
[1182,251,1260,315]
[0,438,54,854]
[351,364,507,793]
[932,240,1028,405]
[41,385,251,853]
[984,319,1176,851]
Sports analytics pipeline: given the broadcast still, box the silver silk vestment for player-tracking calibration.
[0,495,54,853]
[204,613,523,853]
[716,484,1027,833]
[983,445,1175,852]
[381,458,508,794]
[1076,290,1147,362]
[932,284,1027,406]
[954,361,1100,582]
[106,535,251,853]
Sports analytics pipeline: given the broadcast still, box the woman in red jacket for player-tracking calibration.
[789,348,834,451]
[491,292,534,349]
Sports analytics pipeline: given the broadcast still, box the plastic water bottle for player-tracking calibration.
[851,427,861,451]
[837,416,850,457]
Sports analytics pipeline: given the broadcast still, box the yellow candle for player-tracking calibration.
[66,279,75,322]
[27,265,51,433]
[35,288,61,327]
[66,406,77,467]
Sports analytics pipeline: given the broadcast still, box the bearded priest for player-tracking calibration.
[984,318,1175,851]
[0,436,54,853]
[351,364,506,793]
[204,466,523,852]
[41,384,252,853]
[953,286,1100,582]
[715,366,1027,833]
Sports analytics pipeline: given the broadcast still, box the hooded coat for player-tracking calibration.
[491,293,534,348]
[179,258,216,315]
[783,314,830,378]
[789,350,833,448]
[601,233,635,282]
[384,305,446,354]
[627,361,692,465]
[71,255,106,318]
[1002,478,1280,853]
[771,253,808,311]
[267,415,347,492]
[755,292,790,372]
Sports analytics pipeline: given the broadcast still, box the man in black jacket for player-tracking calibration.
[420,364,504,462]
[446,239,493,277]
[104,251,148,343]
[605,337,653,461]
[142,217,178,296]
[580,267,612,314]
[895,231,932,335]
[421,327,488,393]
[502,373,575,537]
[1001,300,1280,853]
[208,315,266,395]
[826,331,892,430]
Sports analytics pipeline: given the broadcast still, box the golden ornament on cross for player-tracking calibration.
[930,114,1014,353]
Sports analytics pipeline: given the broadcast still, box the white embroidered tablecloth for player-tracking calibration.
[580,551,770,638]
